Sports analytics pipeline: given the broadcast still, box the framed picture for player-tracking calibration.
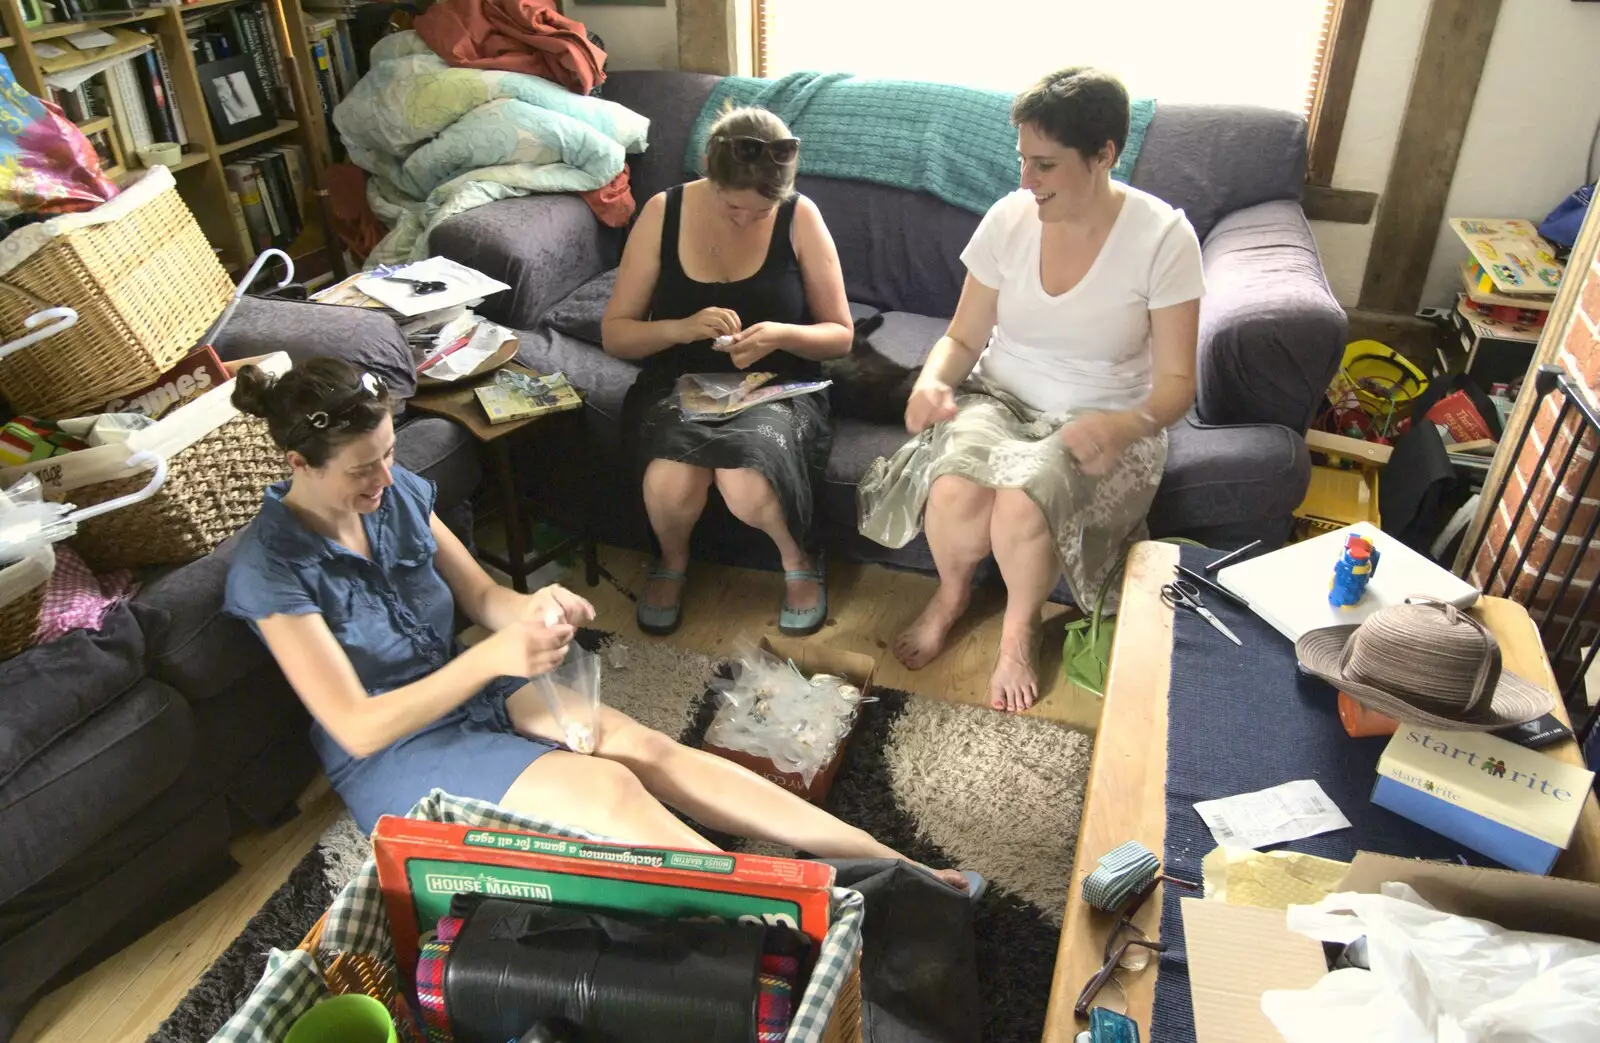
[197,56,276,144]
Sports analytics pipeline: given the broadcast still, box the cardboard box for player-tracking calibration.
[372,815,836,984]
[701,637,875,804]
[1183,852,1600,1043]
[1372,728,1594,874]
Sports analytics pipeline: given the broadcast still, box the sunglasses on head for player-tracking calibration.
[715,135,800,165]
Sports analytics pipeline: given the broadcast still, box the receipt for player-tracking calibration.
[1193,780,1351,850]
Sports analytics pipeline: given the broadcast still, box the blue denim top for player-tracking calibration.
[223,465,455,694]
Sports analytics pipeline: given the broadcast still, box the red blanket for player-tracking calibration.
[415,0,607,94]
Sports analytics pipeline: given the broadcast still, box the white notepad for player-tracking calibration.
[1217,523,1480,643]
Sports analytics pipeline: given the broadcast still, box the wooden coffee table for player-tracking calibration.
[1041,540,1600,1041]
[407,363,601,593]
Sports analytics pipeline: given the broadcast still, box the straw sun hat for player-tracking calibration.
[1295,597,1554,731]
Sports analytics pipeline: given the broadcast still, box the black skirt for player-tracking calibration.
[624,384,833,543]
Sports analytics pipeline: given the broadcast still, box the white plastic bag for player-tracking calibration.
[704,638,868,785]
[1261,882,1600,1043]
[535,642,601,754]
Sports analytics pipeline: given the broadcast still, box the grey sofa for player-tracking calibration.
[433,70,1345,574]
[0,296,482,1041]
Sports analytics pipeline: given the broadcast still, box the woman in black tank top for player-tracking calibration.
[601,107,854,638]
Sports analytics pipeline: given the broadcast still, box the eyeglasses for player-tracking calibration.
[1073,873,1197,1019]
[714,135,800,165]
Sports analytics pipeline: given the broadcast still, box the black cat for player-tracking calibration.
[821,314,923,425]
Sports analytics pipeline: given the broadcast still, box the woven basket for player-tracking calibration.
[68,415,287,572]
[0,545,53,661]
[0,169,233,418]
[295,913,864,1043]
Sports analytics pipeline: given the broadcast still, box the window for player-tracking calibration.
[753,0,1369,186]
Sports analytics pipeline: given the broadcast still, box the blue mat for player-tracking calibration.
[1148,546,1495,1043]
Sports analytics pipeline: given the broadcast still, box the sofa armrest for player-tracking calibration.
[429,195,619,330]
[1196,199,1346,431]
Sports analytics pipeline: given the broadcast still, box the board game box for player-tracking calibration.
[372,816,836,980]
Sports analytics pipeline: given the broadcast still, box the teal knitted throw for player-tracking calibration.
[685,72,1156,216]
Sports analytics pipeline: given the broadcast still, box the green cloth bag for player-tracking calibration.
[1061,539,1207,697]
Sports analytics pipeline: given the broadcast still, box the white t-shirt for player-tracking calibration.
[960,186,1205,415]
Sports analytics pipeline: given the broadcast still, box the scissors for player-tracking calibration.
[384,275,449,295]
[1160,579,1242,645]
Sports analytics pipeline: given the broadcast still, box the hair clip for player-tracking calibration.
[306,411,330,429]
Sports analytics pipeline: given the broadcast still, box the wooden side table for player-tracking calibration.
[406,363,601,593]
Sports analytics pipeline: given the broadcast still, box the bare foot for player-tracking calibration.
[989,622,1040,712]
[783,555,821,611]
[893,584,971,669]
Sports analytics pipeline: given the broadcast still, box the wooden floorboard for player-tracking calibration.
[14,546,1102,1041]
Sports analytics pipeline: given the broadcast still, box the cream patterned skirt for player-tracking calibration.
[857,381,1166,610]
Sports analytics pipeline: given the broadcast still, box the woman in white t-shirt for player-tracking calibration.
[859,67,1204,712]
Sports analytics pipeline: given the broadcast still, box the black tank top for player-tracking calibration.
[636,184,817,395]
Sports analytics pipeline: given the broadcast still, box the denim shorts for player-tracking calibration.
[313,676,562,834]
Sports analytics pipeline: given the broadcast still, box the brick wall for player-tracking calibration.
[1470,244,1600,642]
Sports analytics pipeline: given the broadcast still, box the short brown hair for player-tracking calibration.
[704,105,797,203]
[233,357,392,468]
[1011,67,1130,163]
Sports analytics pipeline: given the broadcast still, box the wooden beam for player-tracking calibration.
[1306,0,1375,187]
[1302,185,1379,224]
[1358,0,1502,314]
[677,0,737,74]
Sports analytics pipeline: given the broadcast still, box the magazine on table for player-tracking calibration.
[676,372,831,422]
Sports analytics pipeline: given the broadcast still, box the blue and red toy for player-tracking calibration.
[1330,534,1380,607]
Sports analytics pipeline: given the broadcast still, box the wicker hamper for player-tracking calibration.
[0,165,233,419]
[212,793,864,1043]
[0,353,291,573]
[0,545,52,661]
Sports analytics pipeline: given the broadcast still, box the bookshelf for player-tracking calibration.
[0,0,343,280]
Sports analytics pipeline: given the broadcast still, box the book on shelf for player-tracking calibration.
[149,38,188,146]
[135,49,178,145]
[224,161,273,254]
[108,56,155,153]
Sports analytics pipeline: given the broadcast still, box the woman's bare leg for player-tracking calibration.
[987,488,1059,712]
[498,748,719,850]
[715,467,817,609]
[506,695,966,888]
[894,474,995,669]
[641,459,713,609]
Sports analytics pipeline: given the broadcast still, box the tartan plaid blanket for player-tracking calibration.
[210,790,864,1043]
[686,72,1156,215]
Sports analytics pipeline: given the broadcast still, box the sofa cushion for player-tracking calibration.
[602,70,721,207]
[543,270,616,345]
[0,602,148,790]
[0,677,192,904]
[1128,103,1306,242]
[1148,416,1310,536]
[213,296,419,404]
[868,312,946,367]
[394,416,484,521]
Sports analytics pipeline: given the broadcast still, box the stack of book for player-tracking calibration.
[183,2,293,119]
[223,144,310,260]
[42,32,188,169]
[303,12,360,159]
[1443,218,1561,386]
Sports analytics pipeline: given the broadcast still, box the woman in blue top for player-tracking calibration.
[223,358,973,891]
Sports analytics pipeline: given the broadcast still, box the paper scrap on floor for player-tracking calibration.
[1201,847,1350,908]
[1194,780,1351,850]
[354,258,511,318]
